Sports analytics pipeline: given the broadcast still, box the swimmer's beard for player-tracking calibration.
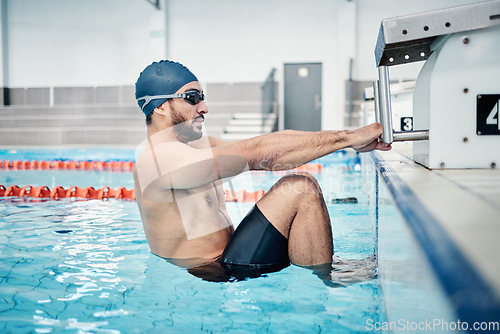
[171,109,203,143]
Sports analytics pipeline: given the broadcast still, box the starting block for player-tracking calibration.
[373,0,500,169]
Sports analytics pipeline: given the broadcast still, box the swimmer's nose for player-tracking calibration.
[197,100,208,115]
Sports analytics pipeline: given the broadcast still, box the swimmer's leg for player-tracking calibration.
[256,172,333,266]
[301,255,377,287]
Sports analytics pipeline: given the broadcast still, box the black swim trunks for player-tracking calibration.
[187,205,290,282]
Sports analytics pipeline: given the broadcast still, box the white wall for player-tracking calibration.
[4,0,166,87]
[168,0,352,130]
[0,0,491,129]
[168,0,487,129]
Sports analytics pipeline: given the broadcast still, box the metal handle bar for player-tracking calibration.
[393,130,429,141]
[376,66,429,143]
[378,66,394,144]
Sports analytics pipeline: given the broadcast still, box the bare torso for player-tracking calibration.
[134,165,234,268]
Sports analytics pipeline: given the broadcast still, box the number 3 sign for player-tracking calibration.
[400,117,413,132]
[477,94,500,135]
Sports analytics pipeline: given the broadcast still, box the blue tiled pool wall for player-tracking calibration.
[372,152,500,333]
[373,170,459,331]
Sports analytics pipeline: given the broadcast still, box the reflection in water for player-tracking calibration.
[37,201,147,315]
[306,255,378,288]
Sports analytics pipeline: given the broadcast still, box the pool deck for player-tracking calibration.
[372,143,500,324]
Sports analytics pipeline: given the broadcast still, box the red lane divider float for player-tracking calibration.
[0,160,322,173]
[0,160,135,172]
[288,163,322,173]
[0,185,266,203]
[0,185,136,200]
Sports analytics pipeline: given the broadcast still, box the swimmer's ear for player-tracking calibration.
[153,102,169,116]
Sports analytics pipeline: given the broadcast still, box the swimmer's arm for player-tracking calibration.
[214,122,391,171]
[138,123,388,190]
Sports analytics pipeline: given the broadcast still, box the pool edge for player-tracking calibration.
[371,150,500,330]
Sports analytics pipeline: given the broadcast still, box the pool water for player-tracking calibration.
[0,149,386,333]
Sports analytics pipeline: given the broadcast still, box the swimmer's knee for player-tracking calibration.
[280,171,315,181]
[290,171,317,182]
[276,172,321,195]
[284,172,319,187]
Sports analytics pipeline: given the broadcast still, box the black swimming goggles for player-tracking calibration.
[137,90,205,112]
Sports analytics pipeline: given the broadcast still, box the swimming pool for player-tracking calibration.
[0,148,386,333]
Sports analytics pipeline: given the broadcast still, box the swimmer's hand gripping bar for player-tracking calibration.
[375,66,429,143]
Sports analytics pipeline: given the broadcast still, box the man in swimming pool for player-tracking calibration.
[133,60,391,282]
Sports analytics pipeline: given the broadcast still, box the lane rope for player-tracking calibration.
[0,185,265,203]
[0,160,134,171]
[0,185,136,200]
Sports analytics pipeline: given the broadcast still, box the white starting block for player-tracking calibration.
[374,0,500,169]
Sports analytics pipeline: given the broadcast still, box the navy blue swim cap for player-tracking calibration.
[135,60,198,117]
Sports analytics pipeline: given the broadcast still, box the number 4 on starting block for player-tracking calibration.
[477,94,500,135]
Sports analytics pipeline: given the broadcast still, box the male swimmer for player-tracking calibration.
[134,60,391,282]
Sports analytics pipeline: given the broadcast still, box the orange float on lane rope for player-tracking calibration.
[0,185,7,197]
[19,185,51,198]
[50,186,67,200]
[4,185,21,197]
